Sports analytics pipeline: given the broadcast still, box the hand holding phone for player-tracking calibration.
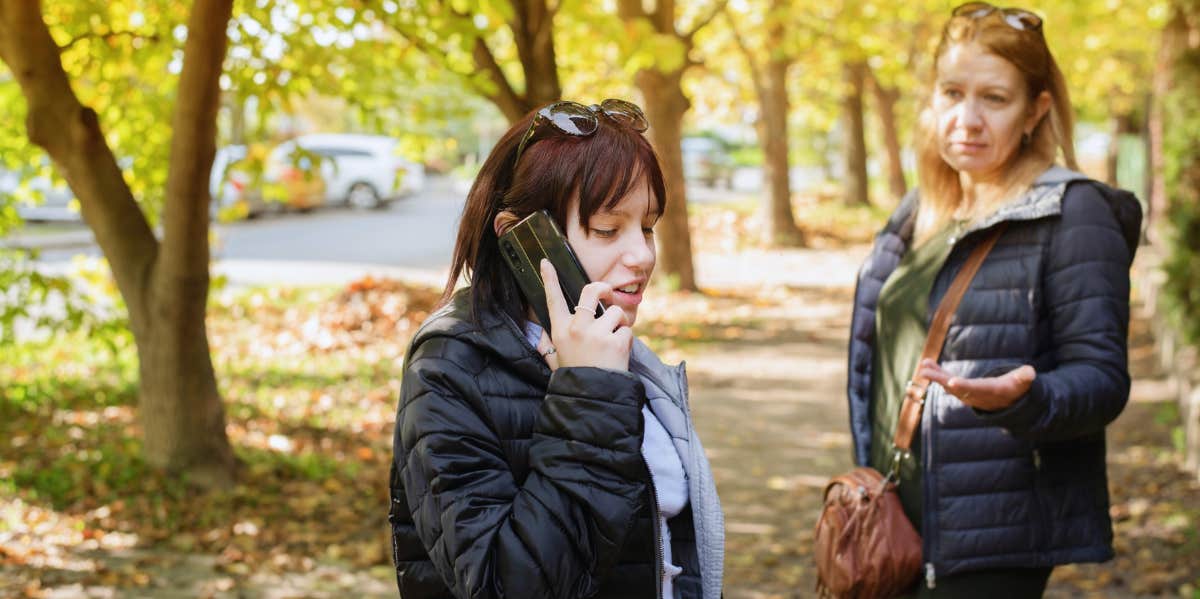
[539,260,633,371]
[497,210,605,336]
[497,210,630,370]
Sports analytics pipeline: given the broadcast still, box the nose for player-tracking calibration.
[621,230,655,273]
[956,98,984,131]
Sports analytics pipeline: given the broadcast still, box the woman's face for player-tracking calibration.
[565,178,659,327]
[932,43,1050,182]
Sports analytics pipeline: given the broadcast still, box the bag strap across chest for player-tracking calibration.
[892,223,1008,456]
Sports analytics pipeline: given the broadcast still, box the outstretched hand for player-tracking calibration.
[916,359,1036,412]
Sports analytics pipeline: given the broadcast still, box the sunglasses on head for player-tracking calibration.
[512,99,649,172]
[952,2,1043,32]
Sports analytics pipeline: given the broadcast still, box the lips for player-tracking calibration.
[610,280,645,307]
[952,141,988,153]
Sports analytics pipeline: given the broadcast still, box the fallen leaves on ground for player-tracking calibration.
[1,246,1197,598]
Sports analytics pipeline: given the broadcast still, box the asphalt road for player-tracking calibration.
[19,171,865,289]
[210,176,465,269]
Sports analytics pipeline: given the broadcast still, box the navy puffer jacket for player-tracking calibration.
[846,167,1142,583]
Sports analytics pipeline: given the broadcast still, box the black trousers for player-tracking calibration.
[899,567,1053,599]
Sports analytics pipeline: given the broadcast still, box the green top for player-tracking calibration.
[868,221,961,531]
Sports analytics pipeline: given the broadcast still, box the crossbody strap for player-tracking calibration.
[892,223,1008,455]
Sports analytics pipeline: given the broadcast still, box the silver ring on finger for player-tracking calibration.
[574,305,595,317]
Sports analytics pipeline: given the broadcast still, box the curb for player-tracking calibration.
[2,229,96,252]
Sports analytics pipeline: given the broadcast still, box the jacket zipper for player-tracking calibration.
[921,385,937,590]
[1031,447,1046,553]
[642,456,665,599]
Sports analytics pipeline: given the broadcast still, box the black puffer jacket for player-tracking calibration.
[846,167,1142,584]
[389,290,704,599]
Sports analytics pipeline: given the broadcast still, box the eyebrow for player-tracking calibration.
[598,207,662,219]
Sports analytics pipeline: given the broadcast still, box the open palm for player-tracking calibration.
[917,359,1037,411]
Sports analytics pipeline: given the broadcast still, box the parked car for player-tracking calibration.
[210,144,253,219]
[1,168,80,223]
[681,136,734,189]
[210,143,328,219]
[263,141,327,211]
[293,133,426,209]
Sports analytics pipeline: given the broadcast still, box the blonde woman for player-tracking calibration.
[846,3,1142,597]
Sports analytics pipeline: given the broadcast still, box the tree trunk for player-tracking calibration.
[513,0,561,113]
[868,73,907,202]
[474,0,562,123]
[151,0,238,486]
[841,60,870,205]
[761,57,804,246]
[0,1,237,487]
[1167,1,1200,477]
[1106,115,1121,186]
[136,285,235,487]
[637,67,697,292]
[1147,9,1188,243]
[1105,112,1136,187]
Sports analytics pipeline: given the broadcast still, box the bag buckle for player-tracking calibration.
[887,448,909,486]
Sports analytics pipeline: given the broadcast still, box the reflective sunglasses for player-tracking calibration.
[952,2,1043,32]
[512,99,649,172]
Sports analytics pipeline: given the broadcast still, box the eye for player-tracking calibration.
[985,93,1008,103]
[591,228,617,238]
[942,87,963,100]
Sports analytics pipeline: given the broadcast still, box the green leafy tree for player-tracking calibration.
[1157,0,1200,475]
[375,0,563,124]
[722,0,805,246]
[615,0,727,292]
[0,1,237,486]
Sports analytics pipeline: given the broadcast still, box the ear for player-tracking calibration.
[493,210,521,237]
[1026,90,1053,134]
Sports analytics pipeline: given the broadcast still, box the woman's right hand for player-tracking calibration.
[540,259,633,371]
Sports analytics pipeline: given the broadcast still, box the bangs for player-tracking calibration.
[507,120,666,226]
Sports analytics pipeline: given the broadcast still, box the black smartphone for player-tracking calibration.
[498,210,605,335]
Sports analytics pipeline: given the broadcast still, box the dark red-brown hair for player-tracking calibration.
[442,104,667,326]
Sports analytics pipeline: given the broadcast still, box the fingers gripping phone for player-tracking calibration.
[498,210,606,336]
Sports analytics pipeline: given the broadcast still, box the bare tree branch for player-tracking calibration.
[0,1,158,323]
[378,4,527,122]
[722,6,766,100]
[158,0,233,294]
[473,36,528,122]
[653,0,676,33]
[616,0,647,21]
[684,0,730,41]
[59,28,160,53]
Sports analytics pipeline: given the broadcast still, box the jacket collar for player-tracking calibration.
[966,166,1090,234]
[630,339,687,408]
[889,166,1092,242]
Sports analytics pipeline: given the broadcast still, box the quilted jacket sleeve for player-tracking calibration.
[977,184,1141,441]
[396,335,648,599]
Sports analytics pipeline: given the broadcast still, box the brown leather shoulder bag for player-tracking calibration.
[814,224,1006,599]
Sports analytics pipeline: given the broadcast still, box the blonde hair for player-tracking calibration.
[913,11,1078,244]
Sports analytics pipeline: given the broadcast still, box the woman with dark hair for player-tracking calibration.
[388,100,724,599]
[846,3,1142,597]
